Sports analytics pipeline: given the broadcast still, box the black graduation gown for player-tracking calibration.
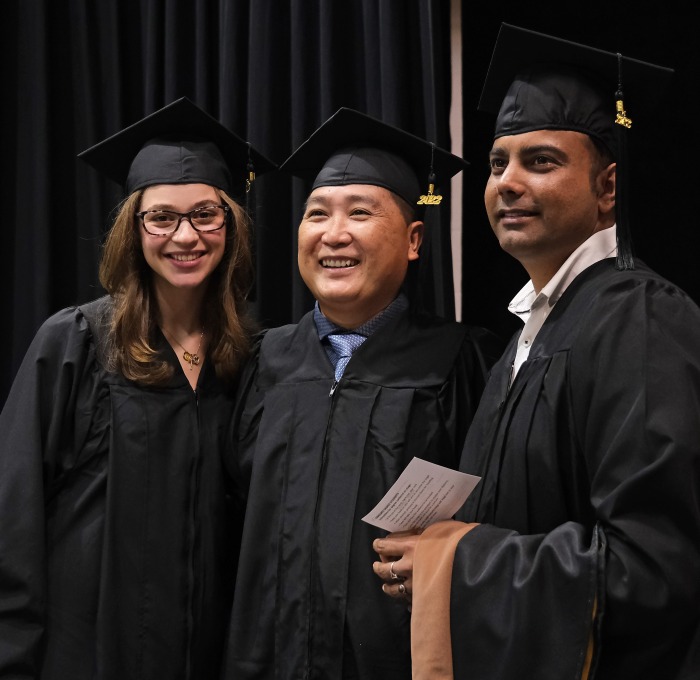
[222,309,501,680]
[450,259,700,680]
[0,297,237,680]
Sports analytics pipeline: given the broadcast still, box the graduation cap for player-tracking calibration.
[478,23,674,270]
[279,107,468,208]
[78,96,276,198]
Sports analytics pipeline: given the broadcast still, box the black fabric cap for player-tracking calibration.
[478,23,673,156]
[78,97,276,196]
[279,107,468,206]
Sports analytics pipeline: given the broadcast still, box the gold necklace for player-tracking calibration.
[163,329,204,370]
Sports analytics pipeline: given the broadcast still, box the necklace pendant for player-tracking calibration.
[182,350,200,369]
[166,329,204,371]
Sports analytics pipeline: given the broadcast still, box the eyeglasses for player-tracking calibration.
[136,204,230,236]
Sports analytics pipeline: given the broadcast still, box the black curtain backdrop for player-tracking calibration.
[4,0,698,407]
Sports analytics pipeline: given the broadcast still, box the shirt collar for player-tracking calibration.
[508,225,617,319]
[314,293,409,341]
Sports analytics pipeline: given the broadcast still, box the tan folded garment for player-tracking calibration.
[411,520,478,680]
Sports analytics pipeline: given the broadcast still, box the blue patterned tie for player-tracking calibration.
[327,332,366,381]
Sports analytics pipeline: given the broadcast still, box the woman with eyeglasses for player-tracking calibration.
[0,97,275,679]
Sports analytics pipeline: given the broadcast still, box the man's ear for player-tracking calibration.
[598,162,616,213]
[408,221,424,261]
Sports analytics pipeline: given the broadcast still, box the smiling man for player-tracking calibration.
[220,108,502,680]
[298,183,421,329]
[372,24,700,680]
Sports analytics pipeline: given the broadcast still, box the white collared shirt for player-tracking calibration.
[508,225,617,384]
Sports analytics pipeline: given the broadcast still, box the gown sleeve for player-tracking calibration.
[448,324,506,454]
[0,306,98,676]
[568,279,700,677]
[225,329,267,510]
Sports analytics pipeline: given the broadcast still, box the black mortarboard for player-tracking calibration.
[279,107,468,208]
[78,97,276,197]
[478,23,673,269]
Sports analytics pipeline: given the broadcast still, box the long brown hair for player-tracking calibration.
[98,187,257,385]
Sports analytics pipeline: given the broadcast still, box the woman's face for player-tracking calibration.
[138,183,227,295]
